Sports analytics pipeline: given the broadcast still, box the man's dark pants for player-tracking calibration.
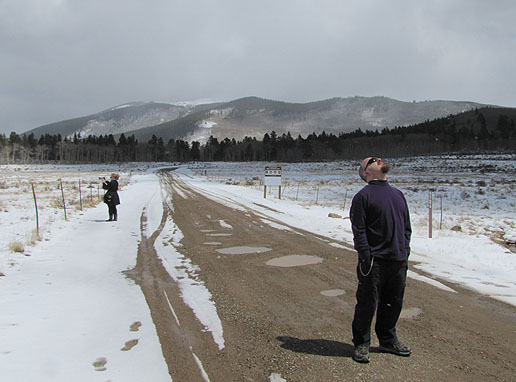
[352,258,408,347]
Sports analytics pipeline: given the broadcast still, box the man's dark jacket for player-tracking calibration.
[350,180,411,262]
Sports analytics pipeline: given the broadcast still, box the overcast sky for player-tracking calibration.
[1,0,516,134]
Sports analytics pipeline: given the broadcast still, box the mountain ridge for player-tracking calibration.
[25,96,495,143]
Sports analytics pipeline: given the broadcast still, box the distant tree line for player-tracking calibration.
[1,109,515,164]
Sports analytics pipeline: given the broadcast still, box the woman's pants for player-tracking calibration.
[108,204,118,220]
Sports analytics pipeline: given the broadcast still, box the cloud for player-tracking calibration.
[1,0,516,133]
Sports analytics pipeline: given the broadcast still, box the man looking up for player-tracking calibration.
[349,157,412,363]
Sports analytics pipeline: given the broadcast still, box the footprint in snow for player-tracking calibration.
[92,356,107,371]
[130,321,142,332]
[121,339,139,351]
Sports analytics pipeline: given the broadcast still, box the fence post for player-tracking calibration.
[60,180,67,221]
[440,196,443,230]
[428,191,432,238]
[31,183,39,238]
[79,179,83,211]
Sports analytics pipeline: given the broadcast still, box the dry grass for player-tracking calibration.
[30,229,41,244]
[9,240,25,253]
[49,197,64,209]
[82,199,102,209]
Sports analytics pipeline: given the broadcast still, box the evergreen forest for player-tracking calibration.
[2,108,515,164]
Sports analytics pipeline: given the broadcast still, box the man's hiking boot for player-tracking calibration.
[352,344,370,363]
[378,341,411,357]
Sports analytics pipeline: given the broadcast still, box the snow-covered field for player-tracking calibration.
[1,155,515,381]
[194,155,516,244]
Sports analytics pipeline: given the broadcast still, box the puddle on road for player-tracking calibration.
[206,233,232,237]
[204,242,222,246]
[215,246,272,255]
[320,289,345,297]
[200,229,215,232]
[266,255,324,267]
[400,307,422,319]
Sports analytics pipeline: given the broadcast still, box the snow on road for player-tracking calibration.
[1,172,170,382]
[153,214,225,350]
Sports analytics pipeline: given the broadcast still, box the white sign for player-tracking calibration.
[264,166,282,186]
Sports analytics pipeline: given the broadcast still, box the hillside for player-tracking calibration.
[24,102,194,138]
[126,96,489,143]
[24,96,490,143]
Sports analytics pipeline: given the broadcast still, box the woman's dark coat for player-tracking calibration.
[103,180,120,205]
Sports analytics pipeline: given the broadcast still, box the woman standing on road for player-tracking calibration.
[102,173,120,221]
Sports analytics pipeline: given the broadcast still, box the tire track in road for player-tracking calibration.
[162,171,361,381]
[124,176,236,381]
[162,169,516,382]
[175,171,356,253]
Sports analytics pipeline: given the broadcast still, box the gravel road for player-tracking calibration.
[128,170,516,381]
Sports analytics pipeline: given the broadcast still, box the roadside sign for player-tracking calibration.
[264,166,282,199]
[264,166,282,186]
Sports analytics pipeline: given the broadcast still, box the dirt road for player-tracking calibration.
[128,170,516,381]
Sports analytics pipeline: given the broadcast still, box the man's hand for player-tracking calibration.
[359,255,373,276]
